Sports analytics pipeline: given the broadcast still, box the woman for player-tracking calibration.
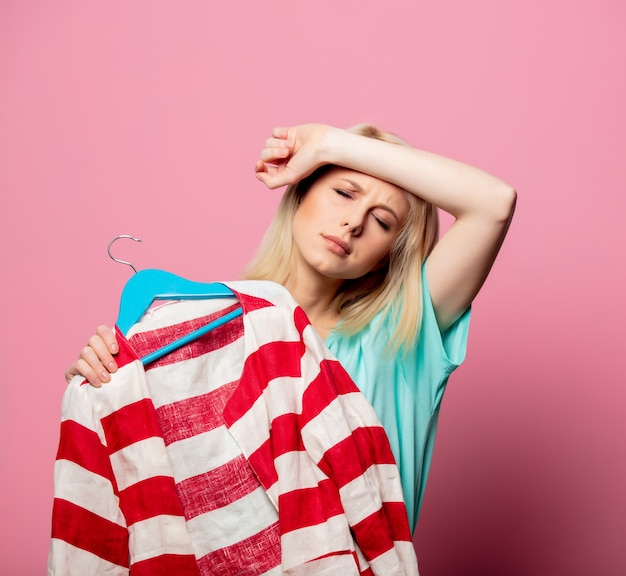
[65,122,516,532]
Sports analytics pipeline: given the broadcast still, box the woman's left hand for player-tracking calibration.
[254,124,334,189]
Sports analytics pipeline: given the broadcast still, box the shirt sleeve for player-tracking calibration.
[414,263,471,392]
[48,378,130,575]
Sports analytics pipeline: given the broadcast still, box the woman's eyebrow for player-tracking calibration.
[338,178,401,222]
[338,178,364,192]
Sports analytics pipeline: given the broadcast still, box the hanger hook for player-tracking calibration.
[107,234,142,273]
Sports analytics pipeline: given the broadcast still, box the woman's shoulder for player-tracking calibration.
[330,275,471,375]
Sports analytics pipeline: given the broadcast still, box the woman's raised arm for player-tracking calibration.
[256,124,517,330]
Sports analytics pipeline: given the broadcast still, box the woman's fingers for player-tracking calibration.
[64,325,120,388]
[264,137,293,150]
[88,333,118,374]
[272,126,290,139]
[259,147,290,163]
[256,124,326,188]
[96,324,119,355]
[75,341,111,387]
[259,135,293,164]
[66,356,104,388]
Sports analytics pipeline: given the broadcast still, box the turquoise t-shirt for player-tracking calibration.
[325,268,470,533]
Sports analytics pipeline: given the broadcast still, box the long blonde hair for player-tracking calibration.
[244,124,439,353]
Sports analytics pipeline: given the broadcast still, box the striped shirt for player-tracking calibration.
[49,280,418,575]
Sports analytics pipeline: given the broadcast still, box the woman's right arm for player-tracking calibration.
[65,325,120,387]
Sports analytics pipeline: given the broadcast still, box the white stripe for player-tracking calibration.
[274,450,327,493]
[129,515,195,563]
[283,554,361,575]
[225,280,296,310]
[53,459,126,526]
[241,305,301,349]
[301,392,384,464]
[280,515,355,570]
[302,322,339,360]
[60,381,106,440]
[366,543,420,576]
[259,566,283,576]
[145,337,245,407]
[62,361,152,422]
[365,462,405,502]
[334,390,383,429]
[48,538,128,575]
[165,426,243,482]
[79,361,150,417]
[338,464,405,526]
[227,374,303,456]
[109,436,171,491]
[186,486,278,557]
[127,299,236,333]
[300,399,352,463]
[354,544,369,572]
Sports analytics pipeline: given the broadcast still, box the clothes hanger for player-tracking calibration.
[108,235,242,364]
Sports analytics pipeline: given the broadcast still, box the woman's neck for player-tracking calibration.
[284,275,342,339]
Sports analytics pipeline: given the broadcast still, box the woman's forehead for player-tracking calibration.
[322,167,410,214]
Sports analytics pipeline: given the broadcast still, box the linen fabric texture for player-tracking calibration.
[49,280,418,575]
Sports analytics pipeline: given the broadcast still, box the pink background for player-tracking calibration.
[1,1,624,574]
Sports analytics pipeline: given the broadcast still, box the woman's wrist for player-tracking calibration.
[318,126,362,168]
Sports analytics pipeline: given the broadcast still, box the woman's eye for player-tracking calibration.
[334,188,352,198]
[373,215,390,231]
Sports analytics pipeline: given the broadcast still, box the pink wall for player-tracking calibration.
[1,1,624,574]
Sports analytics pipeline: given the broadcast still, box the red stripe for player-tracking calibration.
[101,398,162,453]
[300,359,360,427]
[350,506,401,562]
[114,327,140,367]
[224,340,304,425]
[155,380,239,445]
[128,303,244,368]
[56,420,116,486]
[293,306,311,337]
[51,498,129,567]
[318,358,361,394]
[380,501,412,542]
[317,426,397,488]
[278,479,344,533]
[176,455,261,520]
[118,476,185,525]
[247,438,278,489]
[230,291,274,314]
[131,553,200,576]
[350,502,413,565]
[195,521,281,576]
[268,412,305,458]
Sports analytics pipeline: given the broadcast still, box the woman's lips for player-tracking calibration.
[322,234,351,255]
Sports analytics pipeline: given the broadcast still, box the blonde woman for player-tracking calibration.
[65,122,516,532]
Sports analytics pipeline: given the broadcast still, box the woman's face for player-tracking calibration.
[291,167,410,283]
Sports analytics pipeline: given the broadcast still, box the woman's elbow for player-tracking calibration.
[490,182,517,223]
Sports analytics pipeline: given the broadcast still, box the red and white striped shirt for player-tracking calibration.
[49,280,418,575]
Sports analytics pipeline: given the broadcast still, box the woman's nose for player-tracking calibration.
[342,219,363,236]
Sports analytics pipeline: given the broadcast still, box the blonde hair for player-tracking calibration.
[244,124,440,353]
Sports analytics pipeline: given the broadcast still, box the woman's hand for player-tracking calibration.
[254,124,336,189]
[65,325,119,387]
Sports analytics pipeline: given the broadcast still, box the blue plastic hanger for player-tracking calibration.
[109,235,242,365]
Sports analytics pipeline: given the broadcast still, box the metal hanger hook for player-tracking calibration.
[107,234,142,273]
